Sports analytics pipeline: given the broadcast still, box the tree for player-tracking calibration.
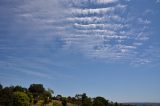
[93,96,109,106]
[0,87,14,106]
[75,94,82,106]
[28,84,45,96]
[46,88,54,102]
[0,84,2,90]
[13,85,26,92]
[43,90,52,104]
[81,93,92,106]
[13,92,30,106]
[114,102,118,106]
[62,97,67,106]
[28,84,45,104]
[26,92,33,104]
[47,88,54,95]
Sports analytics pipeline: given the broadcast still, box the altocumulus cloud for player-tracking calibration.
[59,0,154,64]
[0,0,159,66]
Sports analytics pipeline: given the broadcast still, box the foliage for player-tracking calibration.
[13,91,30,106]
[43,90,52,104]
[28,84,45,104]
[26,92,33,104]
[81,93,92,106]
[13,85,26,92]
[0,84,134,106]
[28,84,45,97]
[62,97,67,106]
[0,87,14,106]
[48,88,54,95]
[93,96,108,106]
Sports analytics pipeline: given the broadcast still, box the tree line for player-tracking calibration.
[0,84,134,106]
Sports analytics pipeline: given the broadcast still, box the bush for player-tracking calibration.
[13,92,30,106]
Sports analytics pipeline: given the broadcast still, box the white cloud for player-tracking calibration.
[96,0,118,4]
[138,18,151,24]
[73,23,127,30]
[71,7,114,15]
[67,0,118,5]
[60,0,152,64]
[1,0,153,65]
[67,15,123,23]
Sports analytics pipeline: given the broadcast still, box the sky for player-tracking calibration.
[0,0,160,103]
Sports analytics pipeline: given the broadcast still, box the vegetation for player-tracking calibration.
[93,96,109,106]
[0,83,134,106]
[13,92,30,106]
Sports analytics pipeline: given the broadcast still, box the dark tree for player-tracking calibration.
[75,94,82,106]
[81,93,92,106]
[93,96,109,106]
[13,85,26,92]
[28,84,45,95]
[0,87,14,106]
[0,84,2,90]
[28,84,45,104]
[114,102,119,106]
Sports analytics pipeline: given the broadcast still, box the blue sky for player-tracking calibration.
[0,0,160,103]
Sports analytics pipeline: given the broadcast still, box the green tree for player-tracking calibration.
[43,90,51,104]
[46,88,54,101]
[81,93,92,106]
[26,92,33,104]
[93,96,109,106]
[13,85,26,92]
[13,92,30,106]
[28,84,45,104]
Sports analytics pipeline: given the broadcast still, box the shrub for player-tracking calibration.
[13,92,30,106]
